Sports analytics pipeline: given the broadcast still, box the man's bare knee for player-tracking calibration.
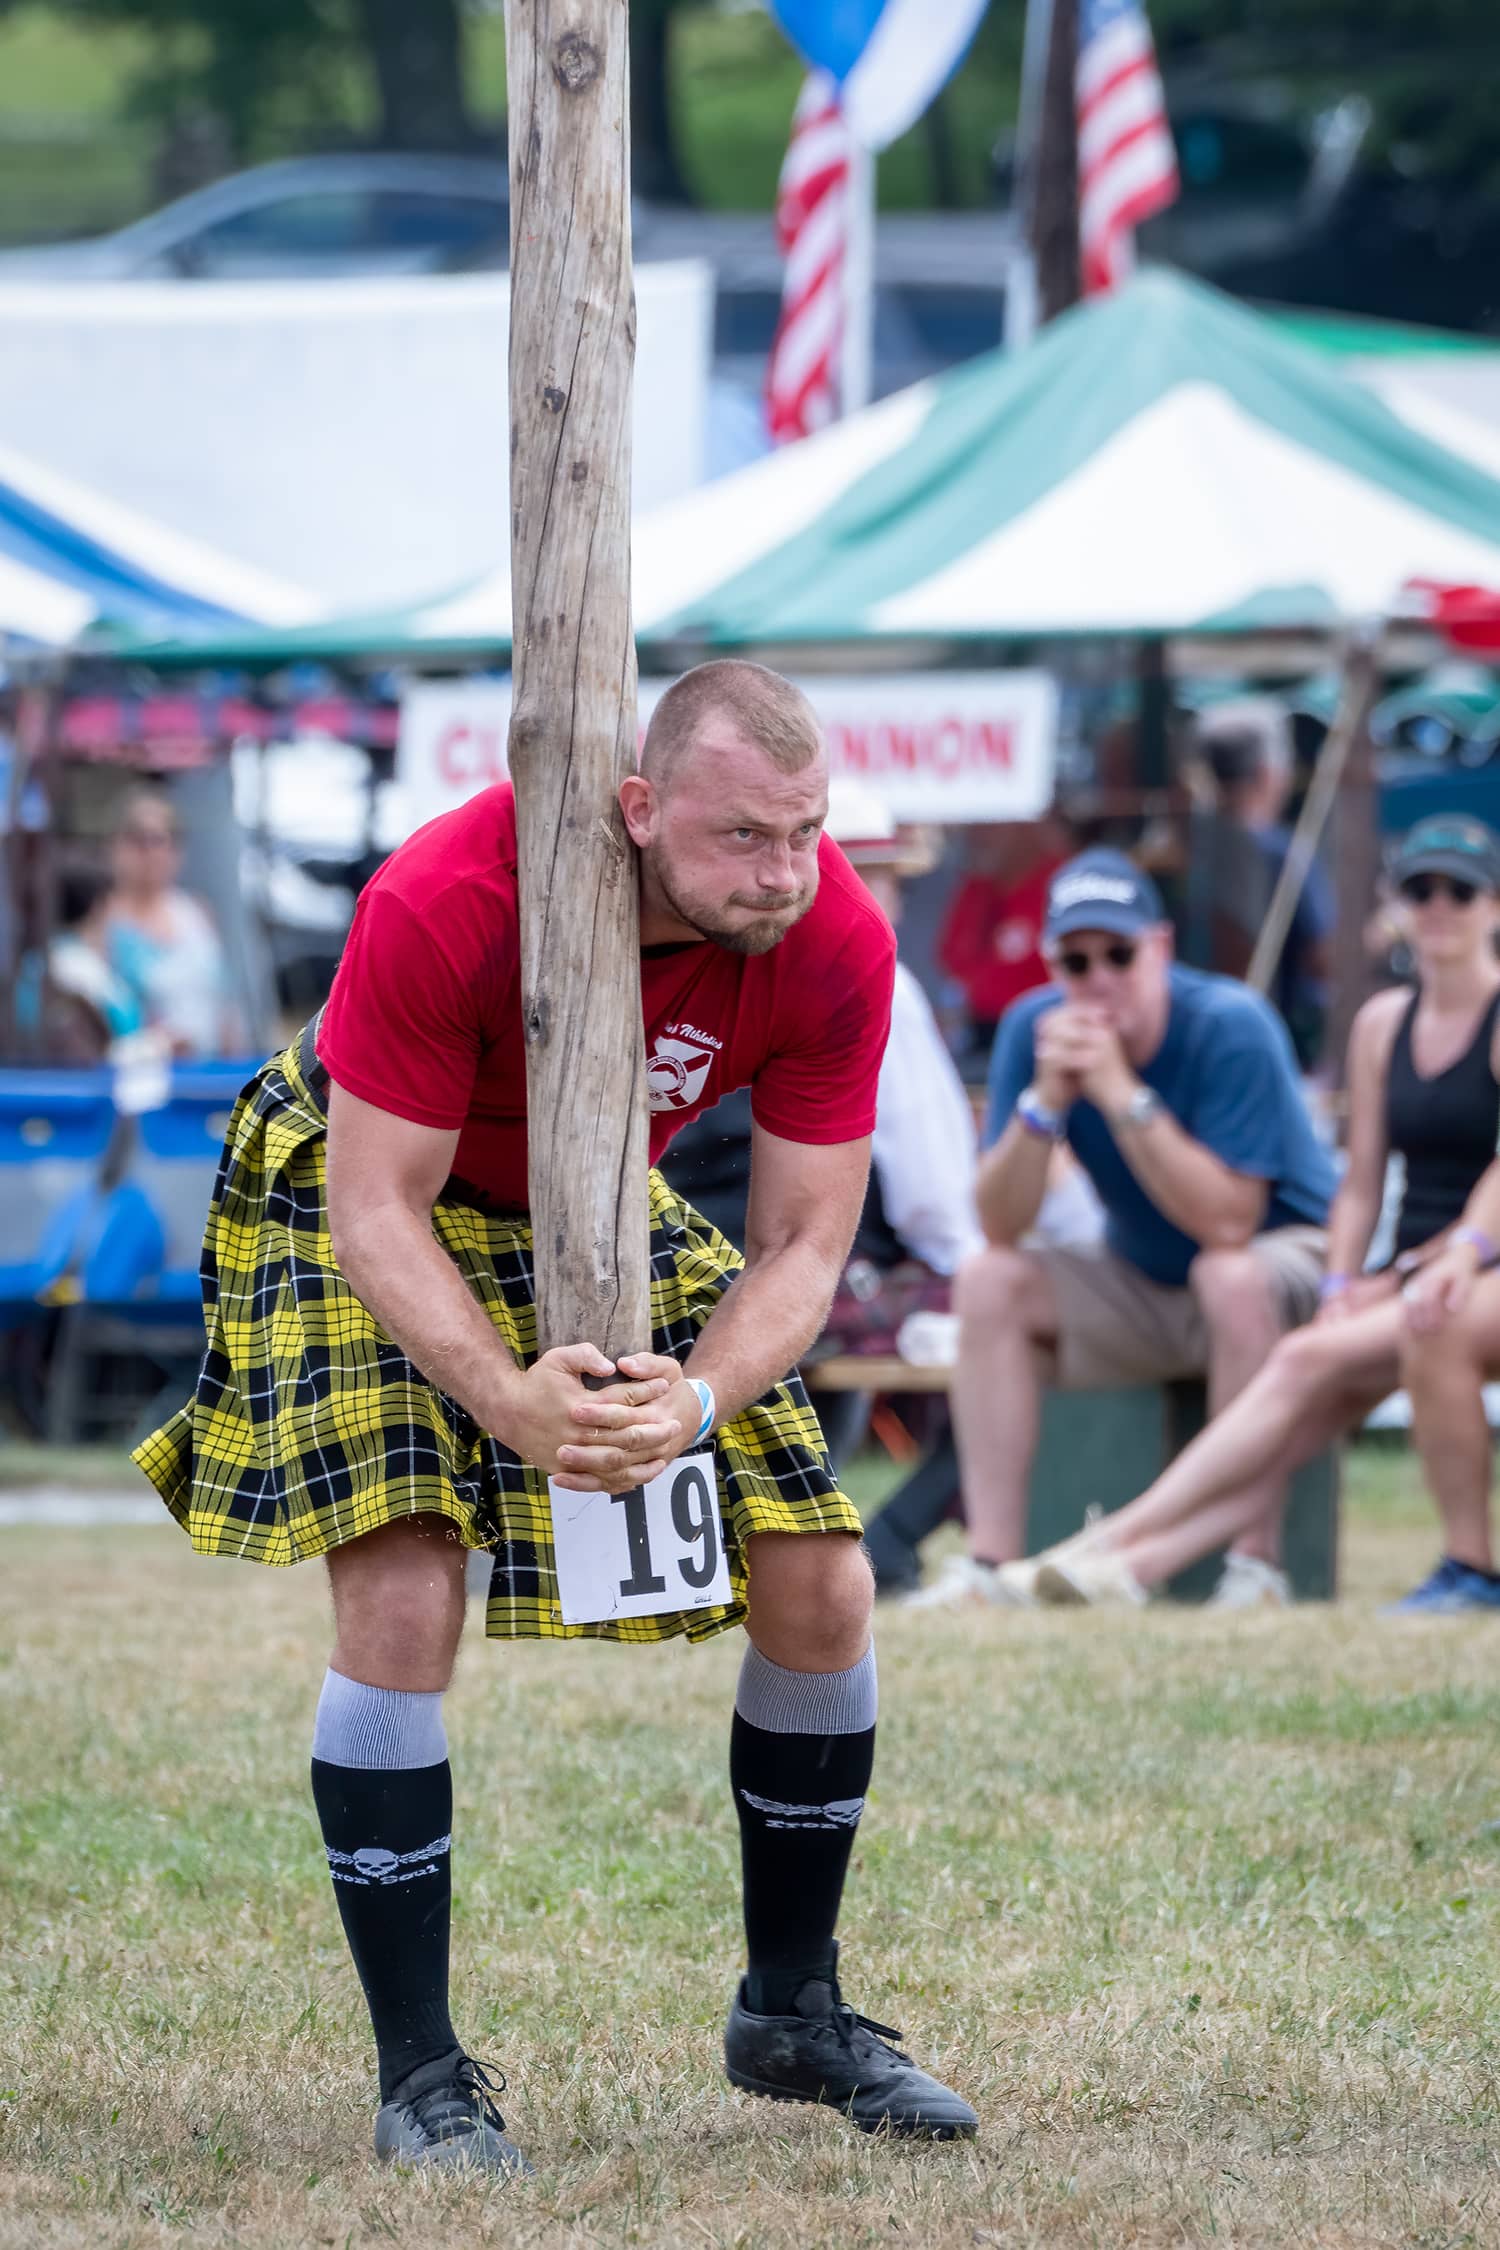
[955,1244,1053,1338]
[744,1532,873,1672]
[1189,1246,1277,1335]
[327,1513,469,1691]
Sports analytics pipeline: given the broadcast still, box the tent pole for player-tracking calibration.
[839,139,876,419]
[503,0,650,1359]
[1136,637,1169,790]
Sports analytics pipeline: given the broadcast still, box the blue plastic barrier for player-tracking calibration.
[0,1059,256,1317]
[0,1070,117,1313]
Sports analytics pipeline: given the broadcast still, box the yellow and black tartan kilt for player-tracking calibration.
[132,1027,862,1644]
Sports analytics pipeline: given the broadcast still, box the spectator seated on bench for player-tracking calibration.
[906,848,1336,1613]
[829,1357,1337,1605]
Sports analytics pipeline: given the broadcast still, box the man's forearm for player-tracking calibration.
[683,1239,844,1419]
[333,1202,520,1433]
[975,1120,1053,1245]
[1111,1110,1261,1248]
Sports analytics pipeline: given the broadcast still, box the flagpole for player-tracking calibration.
[1006,0,1053,348]
[838,136,875,419]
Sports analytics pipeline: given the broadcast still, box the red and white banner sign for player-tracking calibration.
[397,671,1056,832]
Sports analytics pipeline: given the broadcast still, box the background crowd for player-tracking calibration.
[11,709,1500,1625]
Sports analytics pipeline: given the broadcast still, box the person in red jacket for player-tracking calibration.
[135,660,976,2174]
[937,815,1072,1067]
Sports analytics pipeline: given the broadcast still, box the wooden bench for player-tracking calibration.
[805,1355,1339,1601]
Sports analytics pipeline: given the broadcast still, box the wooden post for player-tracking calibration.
[504,0,650,1359]
[1247,623,1383,1038]
[1324,628,1385,1088]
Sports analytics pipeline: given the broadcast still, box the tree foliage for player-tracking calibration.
[49,0,473,161]
[38,0,1500,205]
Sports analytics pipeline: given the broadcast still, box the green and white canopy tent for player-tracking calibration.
[124,271,1500,671]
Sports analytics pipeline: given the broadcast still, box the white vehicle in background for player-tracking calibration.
[0,154,512,281]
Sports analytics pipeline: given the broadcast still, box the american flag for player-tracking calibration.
[1075,0,1178,296]
[765,72,852,445]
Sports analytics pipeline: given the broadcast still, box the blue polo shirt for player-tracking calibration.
[986,965,1336,1288]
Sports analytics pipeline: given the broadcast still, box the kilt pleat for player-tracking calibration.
[133,1028,861,1644]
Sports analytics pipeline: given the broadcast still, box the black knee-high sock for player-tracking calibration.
[310,1757,458,2100]
[731,1709,876,2015]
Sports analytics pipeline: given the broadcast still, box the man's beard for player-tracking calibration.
[651,857,815,955]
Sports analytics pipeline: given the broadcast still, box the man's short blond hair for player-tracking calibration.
[641,660,823,791]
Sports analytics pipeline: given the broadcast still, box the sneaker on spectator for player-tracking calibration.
[993,1514,1105,1607]
[902,1553,1022,1610]
[1034,1545,1148,1607]
[1384,1556,1500,1615]
[1207,1553,1291,1609]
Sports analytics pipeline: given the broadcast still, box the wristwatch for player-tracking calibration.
[1110,1084,1163,1133]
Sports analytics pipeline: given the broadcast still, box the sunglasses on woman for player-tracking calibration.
[1399,873,1480,908]
[1058,940,1138,978]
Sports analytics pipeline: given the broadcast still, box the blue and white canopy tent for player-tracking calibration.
[0,437,319,653]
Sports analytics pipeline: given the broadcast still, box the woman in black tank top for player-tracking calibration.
[1016,816,1500,1609]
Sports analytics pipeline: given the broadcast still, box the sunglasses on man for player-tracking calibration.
[1056,940,1138,978]
[1398,872,1481,908]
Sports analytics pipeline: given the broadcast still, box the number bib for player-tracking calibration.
[548,1453,732,1626]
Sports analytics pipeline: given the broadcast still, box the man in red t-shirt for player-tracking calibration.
[937,817,1071,1066]
[136,660,976,2169]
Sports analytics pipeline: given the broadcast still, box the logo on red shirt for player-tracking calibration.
[647,1032,717,1112]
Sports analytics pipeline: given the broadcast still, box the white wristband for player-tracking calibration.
[687,1378,716,1447]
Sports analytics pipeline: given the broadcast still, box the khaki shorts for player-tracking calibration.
[1030,1228,1326,1389]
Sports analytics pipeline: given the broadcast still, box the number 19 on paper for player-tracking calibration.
[549,1455,732,1624]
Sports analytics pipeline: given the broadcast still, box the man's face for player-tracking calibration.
[624,722,829,955]
[1049,923,1171,1043]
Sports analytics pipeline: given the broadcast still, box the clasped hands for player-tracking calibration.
[1033,1004,1137,1118]
[497,1344,700,1495]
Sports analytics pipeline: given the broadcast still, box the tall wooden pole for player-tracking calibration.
[504,0,650,1359]
[1247,623,1382,1039]
[1324,627,1384,1089]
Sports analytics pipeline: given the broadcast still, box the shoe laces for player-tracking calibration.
[821,1981,910,2063]
[407,2054,509,2143]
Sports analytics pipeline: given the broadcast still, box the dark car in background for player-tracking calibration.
[995,86,1500,337]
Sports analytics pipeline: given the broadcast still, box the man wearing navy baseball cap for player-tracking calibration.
[909,846,1338,1613]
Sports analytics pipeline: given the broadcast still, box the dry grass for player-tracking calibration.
[5,1445,1500,2249]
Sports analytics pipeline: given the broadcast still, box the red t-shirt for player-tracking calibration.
[316,783,896,1210]
[937,859,1061,1024]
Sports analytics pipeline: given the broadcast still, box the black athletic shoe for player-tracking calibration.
[724,1952,977,2139]
[373,2049,534,2175]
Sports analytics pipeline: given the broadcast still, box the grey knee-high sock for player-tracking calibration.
[309,1669,457,2101]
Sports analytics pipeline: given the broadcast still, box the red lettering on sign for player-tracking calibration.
[828,721,866,774]
[435,722,508,787]
[973,720,1014,770]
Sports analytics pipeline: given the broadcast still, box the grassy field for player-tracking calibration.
[5,1443,1500,2249]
